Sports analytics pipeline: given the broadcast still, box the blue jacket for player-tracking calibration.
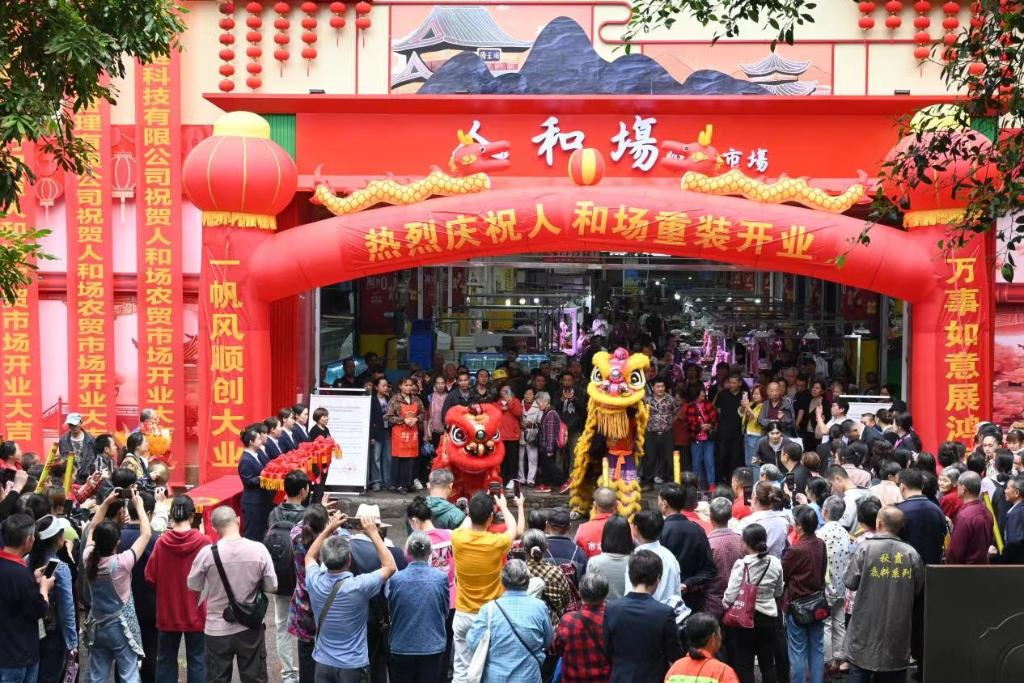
[896,494,947,565]
[385,561,449,655]
[238,449,272,507]
[604,592,682,683]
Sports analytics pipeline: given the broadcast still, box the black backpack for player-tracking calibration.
[263,520,296,596]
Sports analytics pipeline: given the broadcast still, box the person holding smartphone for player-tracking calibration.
[29,515,78,683]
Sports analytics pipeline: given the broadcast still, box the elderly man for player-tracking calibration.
[705,497,744,621]
[424,468,466,529]
[187,507,278,683]
[305,510,397,683]
[552,573,611,683]
[467,560,552,682]
[134,407,159,434]
[946,470,994,565]
[844,507,924,683]
[816,495,853,672]
[574,487,617,558]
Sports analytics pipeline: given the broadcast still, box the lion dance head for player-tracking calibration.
[432,403,505,501]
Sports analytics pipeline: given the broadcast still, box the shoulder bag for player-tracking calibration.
[211,545,269,630]
[314,576,347,645]
[722,560,770,629]
[495,600,544,667]
[788,541,830,626]
[466,605,492,683]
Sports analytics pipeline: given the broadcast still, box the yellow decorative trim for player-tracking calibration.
[681,169,865,214]
[213,111,271,139]
[202,211,277,230]
[903,208,965,228]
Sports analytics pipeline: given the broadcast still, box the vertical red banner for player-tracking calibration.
[66,96,115,434]
[137,53,185,482]
[0,144,44,454]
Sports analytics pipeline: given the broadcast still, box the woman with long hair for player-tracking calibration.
[83,488,151,683]
[741,385,766,473]
[120,432,151,483]
[30,515,78,683]
[722,524,784,683]
[585,515,634,600]
[520,387,542,487]
[289,503,330,683]
[801,381,829,452]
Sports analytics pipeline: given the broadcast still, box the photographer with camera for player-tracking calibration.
[187,506,278,683]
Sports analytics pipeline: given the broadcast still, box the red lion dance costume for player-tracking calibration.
[430,403,505,501]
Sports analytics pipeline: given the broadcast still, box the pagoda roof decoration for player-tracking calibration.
[391,51,434,88]
[739,53,810,79]
[758,80,819,96]
[392,6,533,55]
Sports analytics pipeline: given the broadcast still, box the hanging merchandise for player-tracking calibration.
[245,1,263,90]
[273,1,290,75]
[218,2,236,92]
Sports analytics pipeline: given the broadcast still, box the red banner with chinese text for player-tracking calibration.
[0,144,43,453]
[136,53,184,482]
[66,97,115,434]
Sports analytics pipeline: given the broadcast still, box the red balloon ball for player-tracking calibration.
[219,17,235,30]
[247,62,263,74]
[302,47,317,59]
[914,46,930,60]
[220,64,236,76]
[246,15,262,28]
[274,18,289,29]
[302,31,317,43]
[246,2,262,13]
[274,48,289,61]
[301,16,317,29]
[219,48,236,61]
[330,1,347,12]
[219,79,236,92]
[274,33,290,44]
[859,16,876,29]
[246,76,262,90]
[355,1,372,14]
[301,1,317,12]
[885,15,902,28]
[247,30,262,42]
[356,16,371,29]
[330,15,346,28]
[246,45,263,58]
[219,34,236,45]
[274,1,290,13]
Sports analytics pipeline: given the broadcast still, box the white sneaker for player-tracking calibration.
[412,479,424,491]
[505,481,516,491]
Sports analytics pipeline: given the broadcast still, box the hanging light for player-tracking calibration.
[518,297,526,305]
[533,297,540,304]
[504,299,511,306]
[852,324,871,336]
[673,292,681,301]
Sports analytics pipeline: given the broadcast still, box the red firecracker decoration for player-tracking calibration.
[858,2,876,30]
[273,1,290,75]
[330,1,346,44]
[356,0,372,37]
[885,0,903,29]
[218,2,236,92]
[246,1,263,90]
[300,1,317,73]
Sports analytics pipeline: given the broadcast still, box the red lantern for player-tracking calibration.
[219,0,236,92]
[884,0,903,29]
[246,45,263,58]
[302,31,317,44]
[568,148,605,186]
[246,1,263,91]
[331,0,347,38]
[247,30,262,42]
[182,111,298,230]
[881,129,999,228]
[219,33,235,45]
[859,16,876,29]
[274,32,290,44]
[274,48,289,62]
[299,0,316,71]
[356,16,371,31]
[355,1,371,14]
[300,1,317,12]
[219,48,235,61]
[273,1,289,12]
[220,79,236,92]
[220,64,235,76]
[302,47,317,60]
[273,0,290,74]
[246,1,262,12]
[356,0,371,36]
[858,2,876,31]
[914,46,930,60]
[111,152,137,221]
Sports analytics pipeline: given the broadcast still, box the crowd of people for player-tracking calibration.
[2,337,1023,683]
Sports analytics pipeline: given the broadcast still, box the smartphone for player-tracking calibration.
[117,487,130,501]
[488,482,502,498]
[44,558,59,579]
[62,499,74,517]
[513,480,522,499]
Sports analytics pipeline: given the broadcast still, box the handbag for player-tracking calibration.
[466,605,492,683]
[788,541,829,626]
[722,561,770,629]
[211,545,269,630]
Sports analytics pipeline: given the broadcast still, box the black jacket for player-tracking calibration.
[659,513,716,610]
[896,494,947,565]
[604,592,682,683]
[369,394,390,442]
[440,389,472,424]
[553,389,587,433]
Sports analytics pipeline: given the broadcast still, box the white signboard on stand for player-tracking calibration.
[310,392,371,491]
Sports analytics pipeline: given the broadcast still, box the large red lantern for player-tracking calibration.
[182,112,298,230]
[111,152,138,220]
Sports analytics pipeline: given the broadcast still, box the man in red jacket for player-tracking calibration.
[946,471,994,565]
[574,487,616,558]
[145,495,211,683]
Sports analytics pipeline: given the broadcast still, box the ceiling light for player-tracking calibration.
[754,297,762,304]
[673,292,681,301]
[504,298,511,306]
[852,324,871,336]
[654,279,661,286]
[533,297,540,304]
[518,297,526,305]
[695,297,702,303]
[726,296,732,303]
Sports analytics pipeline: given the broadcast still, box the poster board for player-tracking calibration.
[841,395,893,423]
[310,392,371,491]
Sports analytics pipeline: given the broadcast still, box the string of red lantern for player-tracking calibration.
[884,0,903,30]
[912,0,931,60]
[330,2,347,45]
[218,2,236,92]
[246,1,263,90]
[356,0,372,43]
[301,1,317,74]
[858,2,876,30]
[274,1,290,76]
[941,1,960,61]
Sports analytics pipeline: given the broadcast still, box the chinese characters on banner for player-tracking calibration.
[204,262,247,478]
[66,97,115,433]
[526,116,769,173]
[0,144,43,453]
[136,53,184,472]
[943,256,984,441]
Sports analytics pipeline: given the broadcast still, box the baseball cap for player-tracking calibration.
[547,507,571,529]
[65,413,83,426]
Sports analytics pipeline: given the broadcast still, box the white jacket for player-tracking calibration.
[723,553,784,617]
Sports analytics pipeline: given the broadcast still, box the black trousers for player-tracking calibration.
[140,615,158,683]
[537,450,564,486]
[392,458,416,490]
[643,430,673,482]
[501,441,520,482]
[299,639,316,683]
[367,620,389,683]
[387,653,444,683]
[716,431,745,484]
[205,625,267,683]
[242,501,270,542]
[676,443,692,474]
[728,612,781,683]
[315,663,370,683]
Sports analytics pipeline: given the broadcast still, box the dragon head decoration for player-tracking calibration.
[449,129,511,177]
[661,124,724,176]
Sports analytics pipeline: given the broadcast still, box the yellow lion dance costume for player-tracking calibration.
[569,348,650,520]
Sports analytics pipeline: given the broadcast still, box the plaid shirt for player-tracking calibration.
[685,399,719,442]
[552,604,610,683]
[526,557,570,625]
